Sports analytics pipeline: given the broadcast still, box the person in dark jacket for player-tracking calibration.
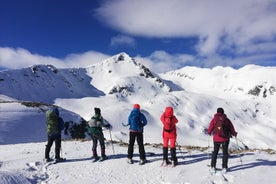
[208,107,237,173]
[160,106,178,166]
[127,104,147,165]
[87,107,110,162]
[45,107,65,162]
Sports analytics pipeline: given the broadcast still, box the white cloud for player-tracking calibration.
[95,0,276,56]
[135,51,195,73]
[110,35,136,47]
[1,47,275,74]
[0,47,110,69]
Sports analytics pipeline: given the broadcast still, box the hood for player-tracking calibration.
[164,106,174,117]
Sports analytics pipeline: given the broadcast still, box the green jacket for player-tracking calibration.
[87,114,104,135]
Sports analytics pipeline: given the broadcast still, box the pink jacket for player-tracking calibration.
[160,106,178,138]
[208,113,237,142]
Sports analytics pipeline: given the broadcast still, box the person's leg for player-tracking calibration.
[45,135,55,160]
[211,142,221,168]
[163,137,169,161]
[98,133,106,157]
[127,132,136,159]
[137,132,146,160]
[222,140,229,169]
[92,135,98,158]
[170,137,177,165]
[54,135,62,159]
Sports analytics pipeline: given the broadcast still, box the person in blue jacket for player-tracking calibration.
[127,104,147,165]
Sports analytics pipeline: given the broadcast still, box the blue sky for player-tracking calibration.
[1,0,276,73]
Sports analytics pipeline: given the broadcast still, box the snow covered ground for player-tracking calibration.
[1,140,276,184]
[0,53,276,183]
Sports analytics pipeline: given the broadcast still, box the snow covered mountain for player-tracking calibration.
[0,52,276,150]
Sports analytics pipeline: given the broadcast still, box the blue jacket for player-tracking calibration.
[128,108,147,132]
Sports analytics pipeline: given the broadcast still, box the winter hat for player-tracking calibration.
[217,107,224,114]
[94,107,101,115]
[133,104,140,109]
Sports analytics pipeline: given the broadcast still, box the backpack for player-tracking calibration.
[87,115,103,134]
[163,117,173,132]
[46,108,59,135]
[214,116,230,138]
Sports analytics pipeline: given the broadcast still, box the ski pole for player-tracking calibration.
[235,137,243,166]
[109,128,115,154]
[208,135,212,158]
[176,142,185,159]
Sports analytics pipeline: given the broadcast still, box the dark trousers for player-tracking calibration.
[91,132,105,157]
[45,134,61,159]
[211,140,229,168]
[127,132,146,160]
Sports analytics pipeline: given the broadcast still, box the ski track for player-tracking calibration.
[0,141,276,184]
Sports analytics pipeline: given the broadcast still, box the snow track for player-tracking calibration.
[0,141,276,184]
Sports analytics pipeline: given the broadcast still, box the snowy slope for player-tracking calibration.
[0,52,276,149]
[0,140,276,184]
[1,52,276,183]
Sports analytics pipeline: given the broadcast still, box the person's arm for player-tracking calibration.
[228,119,237,137]
[207,118,215,135]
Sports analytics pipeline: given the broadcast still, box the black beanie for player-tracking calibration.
[217,107,224,114]
[94,107,101,115]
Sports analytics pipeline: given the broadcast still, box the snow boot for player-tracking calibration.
[55,157,66,162]
[127,158,133,164]
[210,167,216,174]
[171,148,178,166]
[162,147,170,166]
[139,159,147,165]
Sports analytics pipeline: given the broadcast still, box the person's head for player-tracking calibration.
[133,104,140,110]
[94,107,101,115]
[217,107,224,114]
[53,107,59,116]
[165,106,174,116]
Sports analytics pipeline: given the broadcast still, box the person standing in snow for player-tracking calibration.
[160,106,179,167]
[208,107,237,173]
[45,107,65,162]
[87,107,110,162]
[126,104,148,165]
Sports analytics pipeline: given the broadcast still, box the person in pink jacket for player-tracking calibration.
[160,106,178,166]
[208,107,237,173]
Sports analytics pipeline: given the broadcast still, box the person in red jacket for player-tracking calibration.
[208,107,237,173]
[160,106,178,166]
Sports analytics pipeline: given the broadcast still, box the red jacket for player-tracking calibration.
[160,107,178,138]
[208,113,237,142]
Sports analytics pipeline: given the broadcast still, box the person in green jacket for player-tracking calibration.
[87,107,110,162]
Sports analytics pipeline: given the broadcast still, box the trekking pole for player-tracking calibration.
[208,135,212,158]
[235,137,243,166]
[109,128,115,154]
[176,142,185,159]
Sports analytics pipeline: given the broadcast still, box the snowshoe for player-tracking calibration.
[161,160,171,167]
[55,158,66,163]
[222,168,227,174]
[209,167,216,175]
[127,158,133,164]
[45,158,53,163]
[99,156,108,162]
[92,156,100,162]
[139,159,146,165]
[171,160,177,167]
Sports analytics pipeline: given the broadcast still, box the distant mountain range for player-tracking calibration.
[0,53,275,149]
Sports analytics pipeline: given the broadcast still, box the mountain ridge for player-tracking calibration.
[0,52,276,149]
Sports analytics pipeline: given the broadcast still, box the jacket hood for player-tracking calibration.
[164,106,174,117]
[214,113,227,120]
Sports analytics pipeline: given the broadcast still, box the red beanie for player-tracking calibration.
[133,104,140,109]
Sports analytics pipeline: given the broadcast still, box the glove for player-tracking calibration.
[104,124,111,129]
